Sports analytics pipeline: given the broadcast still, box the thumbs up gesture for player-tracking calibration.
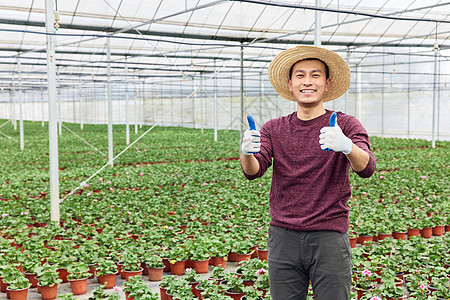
[319,112,353,155]
[242,115,260,155]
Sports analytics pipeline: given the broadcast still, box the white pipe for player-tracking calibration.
[45,0,60,222]
[314,0,322,47]
[107,37,113,166]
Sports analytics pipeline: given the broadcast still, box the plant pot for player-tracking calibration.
[377,233,392,241]
[211,256,227,268]
[224,290,245,300]
[357,235,373,245]
[189,281,200,297]
[407,228,420,237]
[0,277,8,293]
[193,258,210,274]
[420,227,432,238]
[243,279,254,287]
[432,225,444,236]
[125,292,134,300]
[228,252,238,262]
[68,277,88,295]
[392,231,407,240]
[170,260,186,276]
[159,285,169,300]
[162,258,171,272]
[57,268,69,283]
[88,263,97,279]
[349,237,357,248]
[97,272,118,289]
[250,246,258,258]
[235,252,252,263]
[6,286,29,300]
[141,262,148,275]
[356,288,372,300]
[185,258,195,269]
[148,267,165,281]
[257,248,268,261]
[122,268,143,281]
[38,284,58,300]
[24,272,39,288]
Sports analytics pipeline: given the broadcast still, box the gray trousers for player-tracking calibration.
[268,225,352,300]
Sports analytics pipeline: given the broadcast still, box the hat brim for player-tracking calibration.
[268,46,350,102]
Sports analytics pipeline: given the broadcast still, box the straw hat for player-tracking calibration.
[268,45,350,102]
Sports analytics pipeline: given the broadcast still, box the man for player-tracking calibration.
[240,46,376,300]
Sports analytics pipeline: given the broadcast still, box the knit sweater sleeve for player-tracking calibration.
[341,114,376,178]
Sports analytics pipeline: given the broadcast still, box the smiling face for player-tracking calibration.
[288,59,331,108]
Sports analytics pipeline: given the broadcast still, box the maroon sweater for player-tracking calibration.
[243,110,376,233]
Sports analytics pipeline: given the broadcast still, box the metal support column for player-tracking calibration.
[17,56,24,150]
[214,60,218,141]
[240,43,244,150]
[125,60,130,145]
[45,0,59,222]
[314,0,322,47]
[107,37,113,166]
[431,43,439,148]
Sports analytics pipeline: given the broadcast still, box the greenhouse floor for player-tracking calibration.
[0,262,239,300]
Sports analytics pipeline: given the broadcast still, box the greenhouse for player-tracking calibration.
[0,0,448,299]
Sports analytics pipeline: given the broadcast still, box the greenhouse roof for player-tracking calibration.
[0,0,449,89]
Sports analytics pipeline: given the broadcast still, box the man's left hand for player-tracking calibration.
[319,115,352,155]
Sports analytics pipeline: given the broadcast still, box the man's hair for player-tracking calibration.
[289,58,330,79]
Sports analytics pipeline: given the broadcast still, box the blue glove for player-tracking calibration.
[241,115,260,155]
[319,112,352,155]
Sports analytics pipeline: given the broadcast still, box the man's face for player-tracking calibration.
[288,59,331,107]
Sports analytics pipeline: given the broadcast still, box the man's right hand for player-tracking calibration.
[241,115,260,155]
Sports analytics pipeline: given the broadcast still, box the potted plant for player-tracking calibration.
[352,269,377,300]
[35,262,63,300]
[57,293,76,300]
[120,251,143,281]
[88,284,121,300]
[183,268,202,297]
[95,258,118,289]
[208,266,228,284]
[66,262,90,295]
[221,273,245,299]
[166,247,188,275]
[143,253,165,281]
[122,275,158,300]
[4,269,31,300]
[241,285,264,300]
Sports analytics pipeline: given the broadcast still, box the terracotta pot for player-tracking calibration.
[377,233,392,241]
[250,246,258,259]
[68,277,88,295]
[122,268,143,281]
[185,258,195,269]
[194,285,204,300]
[193,258,210,274]
[392,231,407,240]
[97,272,118,289]
[420,227,432,238]
[407,228,420,237]
[88,263,97,279]
[159,286,169,300]
[224,290,245,300]
[57,268,69,283]
[445,225,450,232]
[6,287,29,300]
[24,272,39,288]
[170,260,186,276]
[228,252,238,262]
[349,237,357,248]
[125,291,135,300]
[147,267,164,281]
[243,279,254,287]
[356,288,372,300]
[38,284,58,300]
[211,256,227,268]
[0,277,8,293]
[235,252,252,263]
[162,258,171,272]
[357,235,374,245]
[189,281,199,297]
[432,225,444,236]
[257,248,268,261]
